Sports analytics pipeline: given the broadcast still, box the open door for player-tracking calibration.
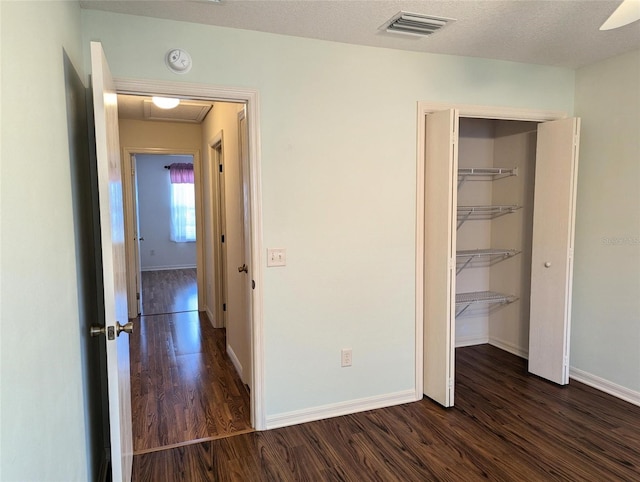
[237,107,252,389]
[529,117,580,385]
[90,41,133,481]
[131,154,143,317]
[423,109,458,407]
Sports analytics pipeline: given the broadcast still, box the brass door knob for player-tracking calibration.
[116,321,134,336]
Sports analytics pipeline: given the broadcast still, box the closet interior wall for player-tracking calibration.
[456,118,538,357]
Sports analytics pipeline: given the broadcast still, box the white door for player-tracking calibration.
[237,107,252,388]
[214,141,229,327]
[132,156,143,316]
[90,41,133,481]
[529,117,580,385]
[423,109,459,407]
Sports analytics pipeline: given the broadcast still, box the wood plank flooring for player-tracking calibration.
[141,268,198,315]
[132,344,640,481]
[131,269,252,454]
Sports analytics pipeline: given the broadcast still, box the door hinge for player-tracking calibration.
[223,303,227,312]
[221,234,225,243]
[136,292,140,300]
[448,378,454,389]
[219,164,223,173]
[131,168,135,176]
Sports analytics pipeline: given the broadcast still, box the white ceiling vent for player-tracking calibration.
[383,12,455,37]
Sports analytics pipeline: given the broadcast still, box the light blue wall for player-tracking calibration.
[81,9,576,418]
[1,1,90,480]
[573,49,640,393]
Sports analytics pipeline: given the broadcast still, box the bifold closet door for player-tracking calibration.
[529,117,580,385]
[423,109,458,407]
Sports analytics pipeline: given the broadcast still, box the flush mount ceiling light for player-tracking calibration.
[382,11,455,37]
[600,0,640,30]
[152,96,181,109]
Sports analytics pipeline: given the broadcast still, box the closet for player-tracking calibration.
[422,107,580,408]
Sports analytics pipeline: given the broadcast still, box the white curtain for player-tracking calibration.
[169,163,196,242]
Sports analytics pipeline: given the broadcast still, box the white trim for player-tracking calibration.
[415,101,568,406]
[418,101,566,122]
[205,307,215,327]
[455,335,489,348]
[570,367,640,407]
[140,265,197,272]
[226,344,243,381]
[115,77,266,430]
[489,337,528,359]
[414,103,425,400]
[265,389,419,430]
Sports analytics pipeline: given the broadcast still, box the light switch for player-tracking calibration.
[267,248,286,267]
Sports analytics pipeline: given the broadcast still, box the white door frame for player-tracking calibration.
[116,78,265,429]
[122,148,204,318]
[208,134,228,329]
[415,101,567,399]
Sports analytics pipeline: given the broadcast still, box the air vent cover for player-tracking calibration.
[383,11,455,37]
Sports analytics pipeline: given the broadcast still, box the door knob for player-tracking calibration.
[238,264,248,273]
[116,321,134,336]
[90,325,106,337]
[544,262,551,268]
[90,321,133,339]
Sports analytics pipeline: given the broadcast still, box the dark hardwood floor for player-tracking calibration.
[131,269,252,454]
[133,344,640,481]
[141,268,198,315]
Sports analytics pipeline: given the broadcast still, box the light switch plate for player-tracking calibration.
[267,248,286,267]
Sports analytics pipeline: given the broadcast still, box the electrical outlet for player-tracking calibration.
[341,348,352,367]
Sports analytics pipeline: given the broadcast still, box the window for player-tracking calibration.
[169,163,196,242]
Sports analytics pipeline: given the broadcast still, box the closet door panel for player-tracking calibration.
[424,109,458,406]
[529,117,580,385]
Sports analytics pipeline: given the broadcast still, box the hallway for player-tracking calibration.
[130,269,252,454]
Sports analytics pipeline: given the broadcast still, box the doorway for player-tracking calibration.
[416,102,578,407]
[117,92,259,453]
[134,153,198,316]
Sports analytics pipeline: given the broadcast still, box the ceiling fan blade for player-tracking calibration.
[600,0,640,30]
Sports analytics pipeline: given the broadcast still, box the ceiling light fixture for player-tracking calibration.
[382,11,455,37]
[600,0,640,30]
[152,96,181,109]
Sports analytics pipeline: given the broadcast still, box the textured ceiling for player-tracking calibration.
[80,0,640,68]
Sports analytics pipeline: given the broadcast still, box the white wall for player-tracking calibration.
[136,154,197,270]
[573,49,640,395]
[1,1,91,480]
[81,9,576,420]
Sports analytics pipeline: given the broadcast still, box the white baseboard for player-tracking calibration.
[227,344,243,380]
[489,337,528,359]
[570,367,640,407]
[265,389,418,430]
[141,264,197,272]
[455,335,488,348]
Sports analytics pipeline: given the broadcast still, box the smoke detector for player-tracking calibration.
[382,11,455,37]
